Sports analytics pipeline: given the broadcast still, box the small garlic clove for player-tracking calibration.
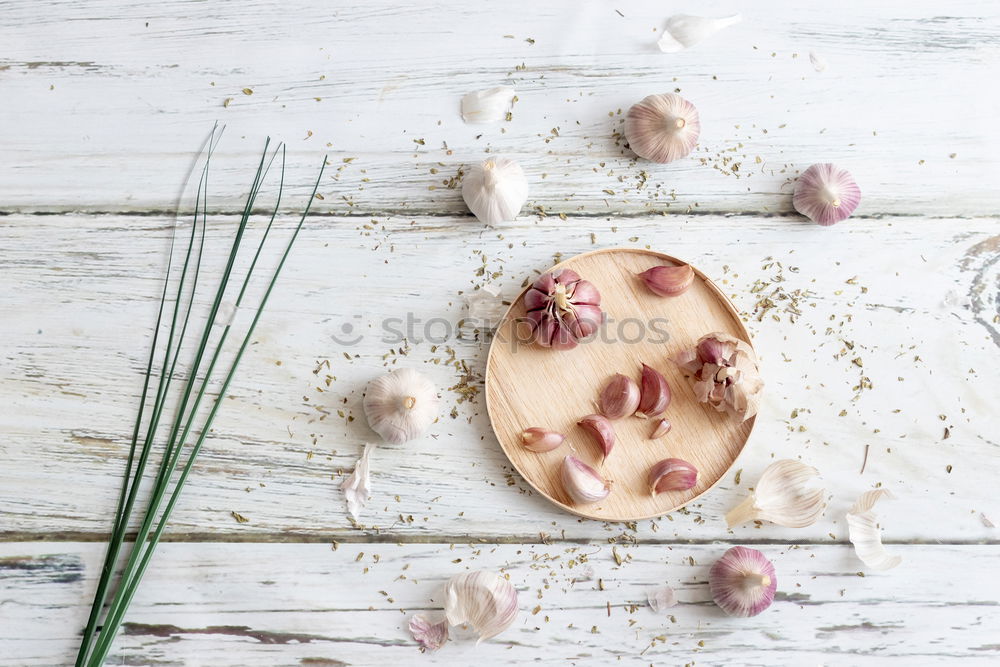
[520,427,566,453]
[656,13,743,53]
[635,363,671,418]
[408,612,449,651]
[709,546,777,617]
[646,585,677,613]
[443,570,519,643]
[577,414,616,460]
[624,93,700,164]
[363,368,439,444]
[847,489,902,571]
[637,264,695,298]
[560,455,611,505]
[462,156,528,225]
[650,418,672,439]
[460,86,516,124]
[648,458,698,494]
[726,460,827,528]
[599,373,641,420]
[792,163,861,226]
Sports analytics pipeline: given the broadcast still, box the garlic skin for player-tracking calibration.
[363,368,438,444]
[520,427,565,453]
[638,264,695,297]
[525,269,603,350]
[560,455,611,504]
[625,93,700,164]
[793,163,861,226]
[847,489,902,571]
[635,363,671,418]
[462,157,528,225]
[599,373,641,419]
[709,546,777,618]
[341,443,374,522]
[657,14,743,53]
[408,613,449,651]
[647,585,677,613]
[650,418,672,439]
[674,332,763,422]
[444,570,519,643]
[725,460,826,528]
[577,414,616,460]
[648,458,698,494]
[461,86,515,124]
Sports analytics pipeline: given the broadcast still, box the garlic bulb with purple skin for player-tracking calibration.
[673,332,763,422]
[599,373,640,419]
[709,546,777,617]
[793,163,861,226]
[525,269,603,350]
[560,455,611,505]
[577,414,616,460]
[624,94,701,164]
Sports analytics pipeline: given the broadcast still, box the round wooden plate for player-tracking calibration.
[484,248,757,522]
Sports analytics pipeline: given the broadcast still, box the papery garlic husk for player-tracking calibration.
[673,332,763,422]
[657,14,742,53]
[725,459,826,528]
[650,418,672,439]
[462,157,528,225]
[444,570,519,643]
[624,93,701,164]
[560,455,611,505]
[525,269,603,350]
[709,546,777,618]
[363,368,438,444]
[462,284,506,338]
[408,613,449,651]
[647,585,677,613]
[577,414,616,460]
[341,443,374,522]
[635,363,671,418]
[461,86,516,124]
[520,427,566,453]
[649,458,698,494]
[792,163,861,226]
[638,264,695,297]
[847,489,902,571]
[599,373,641,419]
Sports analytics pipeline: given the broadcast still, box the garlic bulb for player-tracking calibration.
[638,264,695,297]
[673,332,763,422]
[656,14,743,53]
[648,458,698,494]
[461,86,516,124]
[520,427,565,453]
[599,373,640,419]
[847,489,902,571]
[624,93,700,164]
[577,414,615,460]
[793,163,861,226]
[461,157,528,225]
[709,546,777,617]
[363,368,438,444]
[635,363,671,418]
[561,455,611,504]
[525,269,603,350]
[444,570,519,643]
[408,613,449,651]
[725,459,826,528]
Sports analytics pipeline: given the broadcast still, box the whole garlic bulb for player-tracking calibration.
[462,157,528,225]
[793,163,861,226]
[624,93,701,164]
[362,368,438,444]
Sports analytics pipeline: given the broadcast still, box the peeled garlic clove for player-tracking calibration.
[648,458,698,494]
[560,455,611,505]
[656,13,742,53]
[408,613,449,651]
[363,368,439,444]
[599,373,641,419]
[709,546,777,617]
[525,268,603,350]
[673,332,763,422]
[462,156,528,225]
[792,163,861,226]
[460,86,515,124]
[635,363,671,418]
[577,414,615,460]
[638,264,695,297]
[443,570,519,643]
[624,93,700,164]
[726,460,827,528]
[650,418,672,439]
[520,427,566,453]
[847,489,902,571]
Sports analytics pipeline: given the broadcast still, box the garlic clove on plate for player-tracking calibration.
[656,13,743,53]
[408,612,449,651]
[444,570,519,643]
[638,264,695,297]
[525,269,603,350]
[847,489,902,571]
[624,93,701,164]
[560,455,611,505]
[462,156,528,225]
[674,332,763,422]
[577,414,616,460]
[520,427,566,452]
[460,86,516,124]
[650,418,672,439]
[793,163,861,226]
[635,363,671,418]
[648,458,698,494]
[709,546,777,617]
[725,459,826,528]
[363,368,439,444]
[599,373,641,419]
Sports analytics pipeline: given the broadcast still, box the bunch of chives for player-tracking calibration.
[76,131,326,666]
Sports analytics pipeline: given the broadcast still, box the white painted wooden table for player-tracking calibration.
[2,1,999,664]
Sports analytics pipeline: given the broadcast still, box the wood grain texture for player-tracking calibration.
[486,249,755,521]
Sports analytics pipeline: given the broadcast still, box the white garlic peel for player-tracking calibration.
[462,157,528,225]
[363,368,438,444]
[461,86,516,124]
[408,613,449,651]
[657,14,742,53]
[847,489,902,571]
[444,570,519,643]
[726,460,827,528]
[647,585,677,613]
[341,443,374,522]
[624,94,700,164]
